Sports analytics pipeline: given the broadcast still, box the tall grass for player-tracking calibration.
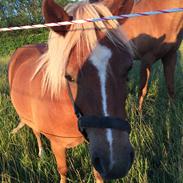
[0,45,183,183]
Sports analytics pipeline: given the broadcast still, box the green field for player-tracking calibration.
[0,44,183,183]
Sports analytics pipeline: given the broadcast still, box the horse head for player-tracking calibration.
[42,0,134,180]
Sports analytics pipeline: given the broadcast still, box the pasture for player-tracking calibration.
[0,43,183,183]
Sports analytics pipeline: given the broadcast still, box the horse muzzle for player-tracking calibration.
[78,116,134,180]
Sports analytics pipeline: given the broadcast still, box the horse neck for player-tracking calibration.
[133,0,182,12]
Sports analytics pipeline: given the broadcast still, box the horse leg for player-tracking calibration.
[93,168,104,183]
[50,140,67,183]
[138,64,151,111]
[161,52,176,98]
[11,121,25,134]
[32,130,43,158]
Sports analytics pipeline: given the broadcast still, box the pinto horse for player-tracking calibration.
[90,0,183,110]
[9,1,135,182]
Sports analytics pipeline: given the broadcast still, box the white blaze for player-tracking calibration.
[90,44,114,169]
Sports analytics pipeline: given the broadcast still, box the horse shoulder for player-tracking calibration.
[8,44,47,87]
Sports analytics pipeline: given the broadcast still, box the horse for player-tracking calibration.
[8,1,135,182]
[90,0,183,110]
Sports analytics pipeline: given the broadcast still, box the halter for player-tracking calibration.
[65,74,131,141]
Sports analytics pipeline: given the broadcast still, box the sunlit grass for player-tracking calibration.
[0,46,183,183]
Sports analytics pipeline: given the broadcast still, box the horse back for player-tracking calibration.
[122,0,183,59]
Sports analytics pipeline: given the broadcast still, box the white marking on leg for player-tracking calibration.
[90,44,114,170]
[33,130,43,158]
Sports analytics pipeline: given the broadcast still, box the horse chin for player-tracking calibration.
[101,170,128,180]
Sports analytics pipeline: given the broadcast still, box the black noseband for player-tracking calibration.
[78,116,131,141]
[79,116,131,133]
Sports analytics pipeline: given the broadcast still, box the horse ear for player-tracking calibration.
[90,0,135,23]
[42,0,72,35]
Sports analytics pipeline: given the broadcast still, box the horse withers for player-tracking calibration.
[90,0,183,110]
[9,1,135,182]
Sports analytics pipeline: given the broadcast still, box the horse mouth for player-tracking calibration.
[101,170,128,180]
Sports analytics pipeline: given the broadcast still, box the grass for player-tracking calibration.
[0,45,183,183]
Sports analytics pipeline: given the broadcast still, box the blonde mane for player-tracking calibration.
[33,2,133,98]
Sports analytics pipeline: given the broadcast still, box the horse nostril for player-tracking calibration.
[93,156,104,173]
[94,157,100,164]
[130,151,135,163]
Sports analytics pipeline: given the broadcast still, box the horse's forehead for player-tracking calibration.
[88,43,130,73]
[89,44,112,71]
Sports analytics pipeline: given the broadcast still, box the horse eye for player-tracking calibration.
[65,74,75,82]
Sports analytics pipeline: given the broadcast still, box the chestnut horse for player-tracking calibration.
[9,1,135,182]
[90,0,183,110]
